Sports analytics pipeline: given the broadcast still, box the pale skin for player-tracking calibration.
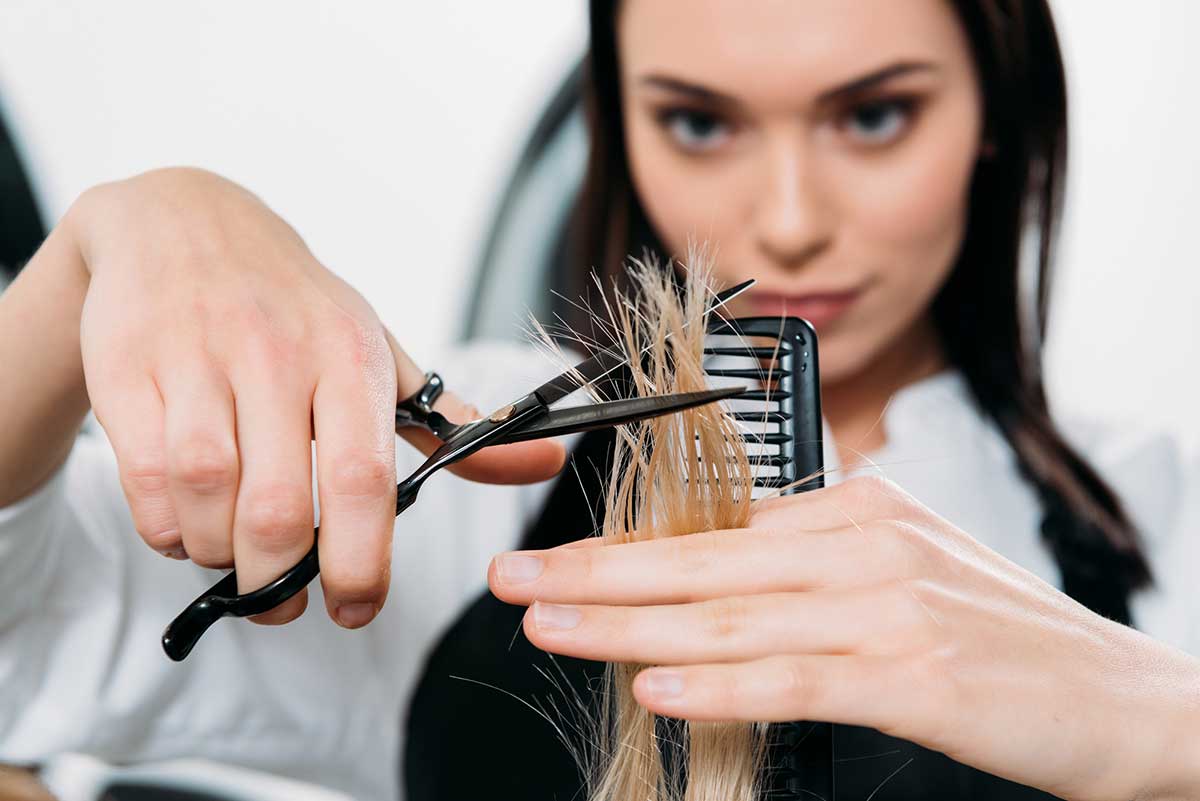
[2,1,1198,799]
[487,1,1200,800]
[0,169,565,627]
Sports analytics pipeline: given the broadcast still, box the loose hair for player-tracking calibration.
[559,253,765,801]
[560,0,1150,624]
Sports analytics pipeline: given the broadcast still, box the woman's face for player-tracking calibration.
[618,0,985,382]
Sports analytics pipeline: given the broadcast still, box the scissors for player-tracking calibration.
[161,279,756,660]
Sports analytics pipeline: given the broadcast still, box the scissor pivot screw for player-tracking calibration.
[489,404,516,423]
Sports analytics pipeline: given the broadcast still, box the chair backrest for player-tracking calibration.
[462,63,587,342]
[0,99,45,281]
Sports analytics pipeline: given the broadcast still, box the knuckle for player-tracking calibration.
[749,494,792,522]
[888,518,931,549]
[909,644,964,732]
[891,579,947,643]
[776,656,816,709]
[671,531,719,578]
[571,548,598,586]
[122,456,170,496]
[139,525,182,551]
[239,484,313,553]
[187,542,234,569]
[324,451,394,499]
[838,475,898,510]
[329,315,387,369]
[322,562,389,601]
[703,597,747,642]
[867,519,933,575]
[608,607,633,641]
[172,435,238,491]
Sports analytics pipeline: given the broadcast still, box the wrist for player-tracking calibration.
[0,213,92,505]
[65,165,231,275]
[1133,649,1200,801]
[64,178,122,276]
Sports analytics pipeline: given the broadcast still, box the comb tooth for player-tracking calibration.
[704,367,791,380]
[749,454,792,469]
[724,410,792,422]
[752,475,793,489]
[742,432,792,445]
[703,345,792,358]
[737,389,791,402]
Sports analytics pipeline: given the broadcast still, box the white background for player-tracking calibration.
[1,1,1196,448]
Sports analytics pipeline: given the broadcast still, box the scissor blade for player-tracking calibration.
[710,278,756,314]
[531,278,757,406]
[495,386,746,444]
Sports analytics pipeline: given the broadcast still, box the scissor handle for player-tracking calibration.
[395,372,458,439]
[160,478,428,662]
[163,388,549,661]
[161,538,320,661]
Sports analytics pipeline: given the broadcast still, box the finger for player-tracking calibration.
[313,331,397,629]
[489,523,918,606]
[93,376,184,558]
[160,358,239,568]
[632,654,901,726]
[749,475,918,531]
[228,353,314,626]
[554,536,607,550]
[384,328,565,484]
[523,589,905,665]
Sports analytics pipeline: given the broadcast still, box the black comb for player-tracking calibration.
[703,315,833,801]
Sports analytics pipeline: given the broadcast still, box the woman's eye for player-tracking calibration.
[659,109,732,152]
[841,99,915,146]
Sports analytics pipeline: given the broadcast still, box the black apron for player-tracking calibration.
[404,429,1124,800]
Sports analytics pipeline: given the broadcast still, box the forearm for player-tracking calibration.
[0,206,91,506]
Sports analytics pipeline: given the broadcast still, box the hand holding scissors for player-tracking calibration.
[162,281,754,660]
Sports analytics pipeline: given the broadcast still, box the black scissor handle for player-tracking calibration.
[161,540,320,661]
[395,372,457,439]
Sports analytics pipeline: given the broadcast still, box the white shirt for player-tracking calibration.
[0,344,1195,801]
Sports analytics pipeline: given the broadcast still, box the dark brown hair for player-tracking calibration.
[560,0,1151,620]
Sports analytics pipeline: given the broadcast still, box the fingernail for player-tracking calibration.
[336,602,377,628]
[642,670,685,699]
[497,554,543,583]
[159,546,188,560]
[532,602,581,631]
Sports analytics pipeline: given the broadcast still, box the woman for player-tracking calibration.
[414,1,1200,799]
[0,2,1196,801]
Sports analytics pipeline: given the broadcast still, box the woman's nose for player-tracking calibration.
[753,139,833,271]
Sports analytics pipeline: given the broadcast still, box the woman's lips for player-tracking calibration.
[750,289,862,330]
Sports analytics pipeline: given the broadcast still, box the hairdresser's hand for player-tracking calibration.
[490,476,1200,801]
[71,168,564,628]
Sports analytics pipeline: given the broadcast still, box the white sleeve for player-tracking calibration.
[0,340,582,801]
[0,428,135,750]
[0,456,70,632]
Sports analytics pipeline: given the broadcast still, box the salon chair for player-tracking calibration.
[0,98,45,283]
[462,64,587,342]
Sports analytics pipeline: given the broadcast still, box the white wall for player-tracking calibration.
[0,1,587,364]
[1,1,1196,447]
[1048,0,1200,449]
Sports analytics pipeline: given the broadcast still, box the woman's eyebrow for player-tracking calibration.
[637,74,739,109]
[817,61,940,103]
[638,61,939,109]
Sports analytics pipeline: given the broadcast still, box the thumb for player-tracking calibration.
[385,328,567,484]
